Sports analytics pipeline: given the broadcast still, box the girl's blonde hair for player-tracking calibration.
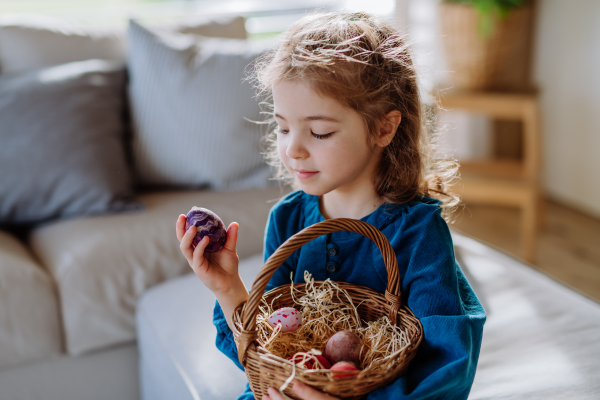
[252,12,459,214]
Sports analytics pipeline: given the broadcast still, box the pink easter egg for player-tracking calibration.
[267,307,302,332]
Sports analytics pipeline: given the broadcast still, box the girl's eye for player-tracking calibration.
[276,128,289,134]
[312,132,334,140]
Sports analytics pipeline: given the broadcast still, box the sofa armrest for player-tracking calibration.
[0,230,61,368]
[30,187,285,355]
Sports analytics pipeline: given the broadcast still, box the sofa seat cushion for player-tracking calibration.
[137,231,600,400]
[136,255,263,400]
[30,187,284,355]
[0,230,61,369]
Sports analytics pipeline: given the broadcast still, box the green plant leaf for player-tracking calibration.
[442,0,527,38]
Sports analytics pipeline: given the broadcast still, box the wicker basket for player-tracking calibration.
[438,3,533,91]
[232,219,423,400]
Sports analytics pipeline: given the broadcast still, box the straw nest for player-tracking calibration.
[255,271,411,373]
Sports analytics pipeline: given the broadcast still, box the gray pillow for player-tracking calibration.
[0,59,142,224]
[127,20,273,190]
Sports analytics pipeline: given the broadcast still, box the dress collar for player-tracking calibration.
[303,193,410,240]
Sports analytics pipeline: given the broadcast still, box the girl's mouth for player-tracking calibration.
[294,169,319,179]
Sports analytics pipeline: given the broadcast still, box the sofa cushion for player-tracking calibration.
[0,15,126,73]
[0,59,142,225]
[137,255,263,400]
[0,230,61,369]
[29,187,285,355]
[162,15,247,39]
[127,20,274,190]
[0,14,246,74]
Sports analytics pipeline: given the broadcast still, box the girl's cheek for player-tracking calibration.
[277,140,291,168]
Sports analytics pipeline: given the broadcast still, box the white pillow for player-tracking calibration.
[127,20,274,190]
[0,14,248,74]
[0,15,126,73]
[164,15,247,39]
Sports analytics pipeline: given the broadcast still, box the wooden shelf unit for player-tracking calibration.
[440,91,542,262]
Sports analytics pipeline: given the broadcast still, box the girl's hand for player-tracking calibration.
[262,382,339,400]
[176,214,240,296]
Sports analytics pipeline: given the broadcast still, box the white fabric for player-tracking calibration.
[136,231,600,400]
[163,15,247,40]
[0,14,246,74]
[0,15,126,73]
[0,343,138,400]
[137,255,263,400]
[127,20,275,189]
[29,187,285,356]
[0,230,61,369]
[453,232,600,399]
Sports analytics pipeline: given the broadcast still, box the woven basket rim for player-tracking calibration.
[231,279,423,398]
[230,219,424,399]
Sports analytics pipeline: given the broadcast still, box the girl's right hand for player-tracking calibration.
[176,214,241,296]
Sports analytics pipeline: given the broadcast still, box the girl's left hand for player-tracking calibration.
[262,382,339,400]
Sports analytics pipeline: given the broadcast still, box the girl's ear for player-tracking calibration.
[376,110,402,147]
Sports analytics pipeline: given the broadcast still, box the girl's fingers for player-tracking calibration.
[223,222,239,253]
[191,235,210,270]
[266,388,282,399]
[176,215,187,242]
[293,381,338,399]
[179,225,197,262]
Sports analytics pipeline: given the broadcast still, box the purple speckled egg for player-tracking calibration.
[185,207,227,253]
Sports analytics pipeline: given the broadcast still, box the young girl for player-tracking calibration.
[176,12,485,400]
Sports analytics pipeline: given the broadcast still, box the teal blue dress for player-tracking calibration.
[213,190,486,399]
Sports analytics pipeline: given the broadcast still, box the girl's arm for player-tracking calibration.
[176,215,249,332]
[207,192,305,373]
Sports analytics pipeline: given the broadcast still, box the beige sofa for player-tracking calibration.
[0,13,283,400]
[0,186,283,400]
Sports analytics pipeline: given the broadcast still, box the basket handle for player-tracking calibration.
[237,218,403,366]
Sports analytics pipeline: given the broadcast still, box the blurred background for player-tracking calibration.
[1,0,598,299]
[1,1,599,399]
[7,0,594,294]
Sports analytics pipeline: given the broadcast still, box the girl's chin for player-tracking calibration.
[295,182,331,197]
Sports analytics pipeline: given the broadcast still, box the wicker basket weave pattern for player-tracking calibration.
[232,219,423,399]
[438,3,532,90]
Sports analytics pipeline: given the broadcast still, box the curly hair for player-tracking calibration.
[251,12,459,215]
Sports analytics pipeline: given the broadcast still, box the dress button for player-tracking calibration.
[326,262,338,272]
[327,247,337,256]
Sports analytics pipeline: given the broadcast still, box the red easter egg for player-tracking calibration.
[330,361,360,378]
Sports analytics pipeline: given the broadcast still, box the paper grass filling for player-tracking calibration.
[256,271,411,374]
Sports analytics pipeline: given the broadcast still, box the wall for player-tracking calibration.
[404,0,600,218]
[533,0,600,218]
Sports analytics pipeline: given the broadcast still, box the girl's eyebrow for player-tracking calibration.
[274,113,340,123]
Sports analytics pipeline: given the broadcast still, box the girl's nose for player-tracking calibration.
[286,132,309,160]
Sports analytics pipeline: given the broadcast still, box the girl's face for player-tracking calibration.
[273,80,382,198]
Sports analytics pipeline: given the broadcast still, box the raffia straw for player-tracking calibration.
[255,272,411,373]
[278,360,295,399]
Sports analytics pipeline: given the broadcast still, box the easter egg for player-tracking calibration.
[267,307,302,332]
[324,330,363,366]
[185,207,227,253]
[289,353,332,369]
[330,361,360,378]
